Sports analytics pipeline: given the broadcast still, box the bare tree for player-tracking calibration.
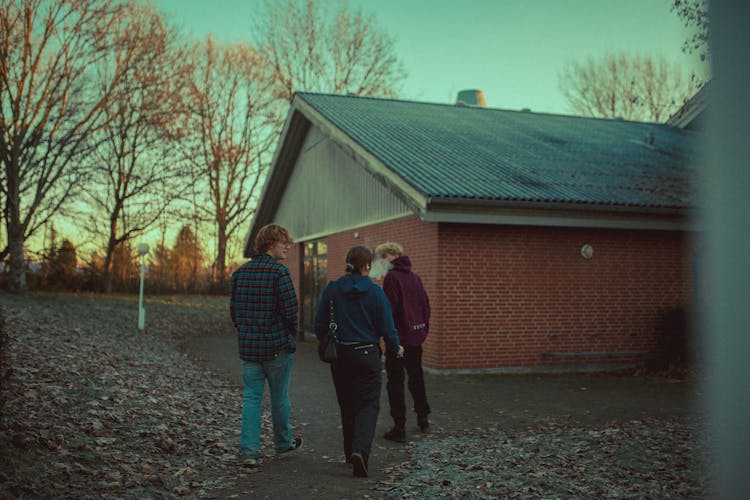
[79,1,189,293]
[558,52,699,122]
[255,0,407,102]
[0,0,142,292]
[672,0,710,62]
[181,36,278,288]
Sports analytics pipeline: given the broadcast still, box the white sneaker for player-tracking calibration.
[277,436,303,455]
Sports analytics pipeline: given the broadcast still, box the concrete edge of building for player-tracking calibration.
[422,363,642,376]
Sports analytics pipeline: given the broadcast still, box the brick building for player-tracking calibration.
[244,93,699,373]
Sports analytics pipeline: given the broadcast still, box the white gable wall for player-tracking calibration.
[275,125,412,241]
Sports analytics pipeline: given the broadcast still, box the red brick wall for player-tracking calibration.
[435,224,694,370]
[291,217,693,371]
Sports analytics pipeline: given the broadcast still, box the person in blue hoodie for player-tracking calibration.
[314,245,403,478]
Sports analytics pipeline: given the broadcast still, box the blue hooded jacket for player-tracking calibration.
[314,274,400,354]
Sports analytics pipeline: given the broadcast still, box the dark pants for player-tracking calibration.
[331,343,381,460]
[385,344,430,428]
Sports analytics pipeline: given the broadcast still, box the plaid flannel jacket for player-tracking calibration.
[230,253,298,362]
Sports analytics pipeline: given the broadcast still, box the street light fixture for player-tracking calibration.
[137,243,149,331]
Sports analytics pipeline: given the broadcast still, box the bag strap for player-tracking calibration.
[327,282,338,340]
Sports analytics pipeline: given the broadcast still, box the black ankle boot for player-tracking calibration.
[417,415,429,432]
[383,426,406,443]
[350,452,368,477]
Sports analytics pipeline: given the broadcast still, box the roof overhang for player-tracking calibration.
[667,82,709,129]
[423,197,698,231]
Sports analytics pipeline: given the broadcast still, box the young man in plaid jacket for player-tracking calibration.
[230,223,302,466]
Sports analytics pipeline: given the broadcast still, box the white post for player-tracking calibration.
[137,243,149,331]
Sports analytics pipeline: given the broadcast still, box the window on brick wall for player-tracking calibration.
[302,240,328,334]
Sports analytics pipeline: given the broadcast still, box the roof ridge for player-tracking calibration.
[294,91,665,125]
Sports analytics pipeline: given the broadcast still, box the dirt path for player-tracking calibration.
[178,324,706,498]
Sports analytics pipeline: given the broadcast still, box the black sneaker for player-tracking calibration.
[383,427,406,443]
[418,415,430,432]
[277,436,303,455]
[350,452,368,477]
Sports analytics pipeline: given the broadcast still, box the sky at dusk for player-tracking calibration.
[153,0,707,115]
[29,0,709,260]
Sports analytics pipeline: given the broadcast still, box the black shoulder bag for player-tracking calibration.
[318,283,338,363]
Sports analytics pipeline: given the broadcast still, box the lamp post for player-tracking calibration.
[137,243,149,331]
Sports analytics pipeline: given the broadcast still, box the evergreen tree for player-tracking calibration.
[169,225,204,293]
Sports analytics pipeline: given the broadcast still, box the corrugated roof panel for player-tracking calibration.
[298,93,698,209]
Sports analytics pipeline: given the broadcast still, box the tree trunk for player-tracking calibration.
[102,251,114,295]
[101,209,121,294]
[6,158,26,293]
[7,236,26,294]
[215,225,228,290]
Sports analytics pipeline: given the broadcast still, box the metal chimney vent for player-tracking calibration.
[456,89,487,107]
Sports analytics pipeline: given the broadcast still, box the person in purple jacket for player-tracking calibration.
[374,242,432,443]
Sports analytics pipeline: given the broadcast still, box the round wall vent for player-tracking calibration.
[580,244,594,259]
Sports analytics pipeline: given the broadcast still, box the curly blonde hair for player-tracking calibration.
[254,224,293,254]
[375,241,403,258]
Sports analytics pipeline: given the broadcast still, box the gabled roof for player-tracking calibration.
[245,93,699,255]
[299,93,698,208]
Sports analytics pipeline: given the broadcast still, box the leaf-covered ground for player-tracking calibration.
[0,292,710,498]
[0,293,260,498]
[380,419,707,499]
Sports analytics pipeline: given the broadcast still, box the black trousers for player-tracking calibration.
[331,343,381,460]
[385,344,430,428]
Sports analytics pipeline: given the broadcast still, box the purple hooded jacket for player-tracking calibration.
[382,255,431,346]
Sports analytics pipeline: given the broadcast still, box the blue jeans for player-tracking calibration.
[240,351,294,457]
